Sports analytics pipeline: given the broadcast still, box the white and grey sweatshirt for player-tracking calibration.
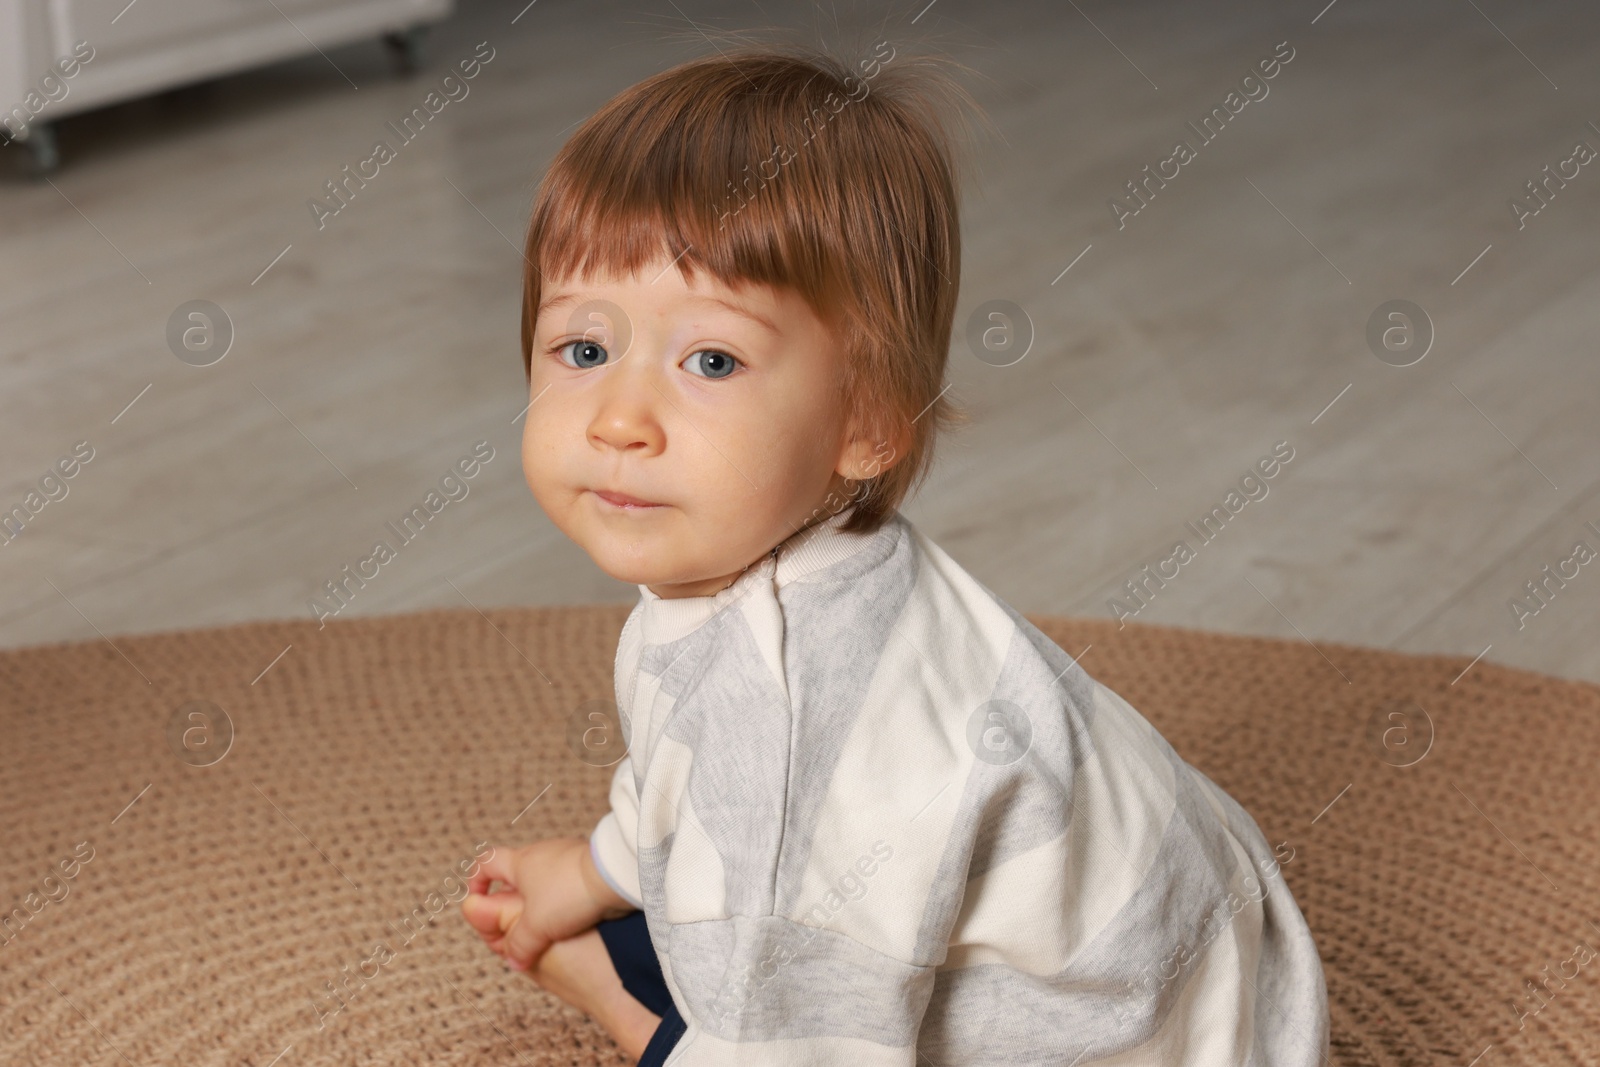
[588,506,1330,1065]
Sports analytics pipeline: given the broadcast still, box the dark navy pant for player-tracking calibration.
[596,910,686,1065]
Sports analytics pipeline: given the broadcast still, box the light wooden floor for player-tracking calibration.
[2,0,1597,686]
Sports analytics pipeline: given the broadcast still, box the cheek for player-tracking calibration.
[520,414,540,482]
[771,410,845,484]
[722,419,816,495]
[520,411,567,498]
[738,377,844,479]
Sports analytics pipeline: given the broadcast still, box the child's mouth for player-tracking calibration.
[592,489,664,509]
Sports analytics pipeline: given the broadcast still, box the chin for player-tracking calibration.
[593,554,669,587]
[579,524,678,587]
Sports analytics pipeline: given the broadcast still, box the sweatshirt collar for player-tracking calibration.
[635,506,879,645]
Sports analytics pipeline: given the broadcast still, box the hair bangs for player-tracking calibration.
[521,59,869,380]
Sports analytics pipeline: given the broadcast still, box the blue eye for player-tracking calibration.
[558,340,609,369]
[684,350,740,379]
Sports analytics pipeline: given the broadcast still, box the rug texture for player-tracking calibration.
[1,606,1596,1065]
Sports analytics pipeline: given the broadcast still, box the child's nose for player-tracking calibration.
[587,363,665,456]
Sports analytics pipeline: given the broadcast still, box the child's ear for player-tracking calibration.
[835,422,910,482]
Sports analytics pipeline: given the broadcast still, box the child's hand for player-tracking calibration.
[460,837,629,972]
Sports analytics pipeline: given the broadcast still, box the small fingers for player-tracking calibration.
[500,906,550,972]
[461,888,521,940]
[464,844,518,898]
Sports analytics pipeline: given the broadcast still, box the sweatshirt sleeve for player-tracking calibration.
[589,754,644,909]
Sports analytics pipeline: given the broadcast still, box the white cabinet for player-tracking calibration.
[0,0,454,170]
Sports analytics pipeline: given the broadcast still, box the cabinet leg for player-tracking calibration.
[24,123,60,177]
[382,26,430,76]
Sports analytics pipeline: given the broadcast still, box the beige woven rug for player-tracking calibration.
[2,606,1596,1065]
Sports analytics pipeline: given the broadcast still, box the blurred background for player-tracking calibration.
[2,0,1597,683]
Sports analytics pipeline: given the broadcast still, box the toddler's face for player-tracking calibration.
[523,254,868,599]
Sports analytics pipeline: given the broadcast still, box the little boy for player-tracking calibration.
[462,42,1330,1066]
